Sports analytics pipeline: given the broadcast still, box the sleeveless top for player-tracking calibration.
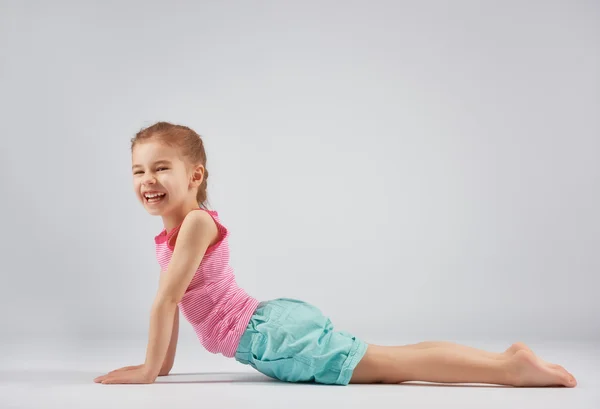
[154,208,260,357]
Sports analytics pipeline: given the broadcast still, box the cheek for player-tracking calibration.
[133,180,142,196]
[157,175,177,191]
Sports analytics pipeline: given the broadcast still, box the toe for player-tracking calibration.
[552,364,574,380]
[556,369,576,387]
[548,363,565,372]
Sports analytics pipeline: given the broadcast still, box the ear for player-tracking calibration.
[190,164,205,188]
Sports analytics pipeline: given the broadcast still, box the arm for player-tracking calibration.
[158,305,179,376]
[143,211,218,379]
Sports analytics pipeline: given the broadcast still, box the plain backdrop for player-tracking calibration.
[0,0,598,351]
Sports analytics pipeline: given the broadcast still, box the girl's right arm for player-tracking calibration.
[97,302,179,378]
[158,305,179,376]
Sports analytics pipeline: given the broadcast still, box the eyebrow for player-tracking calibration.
[132,160,172,170]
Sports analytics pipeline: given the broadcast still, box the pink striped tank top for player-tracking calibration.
[154,208,260,358]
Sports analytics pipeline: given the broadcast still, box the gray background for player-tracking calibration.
[1,0,598,349]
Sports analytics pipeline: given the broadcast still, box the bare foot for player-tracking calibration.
[508,350,576,387]
[504,342,575,382]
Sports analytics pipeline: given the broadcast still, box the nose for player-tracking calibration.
[142,173,156,185]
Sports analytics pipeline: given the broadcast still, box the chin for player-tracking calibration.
[139,199,167,216]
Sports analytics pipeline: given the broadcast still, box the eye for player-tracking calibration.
[133,170,144,175]
[157,167,169,171]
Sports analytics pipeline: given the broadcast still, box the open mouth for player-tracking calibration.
[144,192,166,204]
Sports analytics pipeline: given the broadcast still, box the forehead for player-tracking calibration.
[132,141,182,165]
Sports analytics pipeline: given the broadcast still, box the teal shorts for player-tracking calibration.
[234,298,368,385]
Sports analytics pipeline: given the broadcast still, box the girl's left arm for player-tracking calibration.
[143,210,218,379]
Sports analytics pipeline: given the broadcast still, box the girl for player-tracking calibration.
[94,122,577,387]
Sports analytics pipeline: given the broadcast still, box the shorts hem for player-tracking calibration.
[335,339,368,385]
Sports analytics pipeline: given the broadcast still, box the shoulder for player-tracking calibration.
[179,209,218,240]
[171,209,220,251]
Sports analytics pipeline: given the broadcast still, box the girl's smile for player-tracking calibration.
[143,191,167,205]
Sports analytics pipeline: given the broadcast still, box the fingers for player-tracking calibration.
[95,365,140,382]
[94,366,135,383]
[100,374,123,384]
[94,366,152,384]
[94,373,124,384]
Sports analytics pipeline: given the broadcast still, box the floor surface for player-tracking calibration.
[1,338,598,409]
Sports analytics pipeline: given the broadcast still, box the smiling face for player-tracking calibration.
[132,140,203,217]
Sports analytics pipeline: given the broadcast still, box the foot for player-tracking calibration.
[503,342,575,382]
[507,350,577,387]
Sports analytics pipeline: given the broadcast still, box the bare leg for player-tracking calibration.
[350,344,577,387]
[400,341,506,359]
[400,341,571,374]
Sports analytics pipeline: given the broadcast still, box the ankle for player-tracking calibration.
[503,358,519,386]
[505,351,535,386]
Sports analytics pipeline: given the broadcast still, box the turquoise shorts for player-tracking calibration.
[234,298,368,385]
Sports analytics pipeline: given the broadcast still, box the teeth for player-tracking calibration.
[144,193,165,199]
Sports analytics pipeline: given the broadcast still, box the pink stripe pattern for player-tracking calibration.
[154,208,260,358]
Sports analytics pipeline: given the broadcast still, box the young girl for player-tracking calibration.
[94,122,577,387]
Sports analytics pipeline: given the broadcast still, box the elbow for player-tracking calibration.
[153,296,179,310]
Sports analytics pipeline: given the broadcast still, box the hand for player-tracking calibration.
[94,364,156,384]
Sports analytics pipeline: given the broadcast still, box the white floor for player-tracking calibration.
[1,338,598,409]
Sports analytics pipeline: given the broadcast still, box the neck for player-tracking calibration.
[162,201,201,233]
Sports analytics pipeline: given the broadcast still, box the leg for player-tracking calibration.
[400,341,506,359]
[350,344,577,387]
[401,341,571,373]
